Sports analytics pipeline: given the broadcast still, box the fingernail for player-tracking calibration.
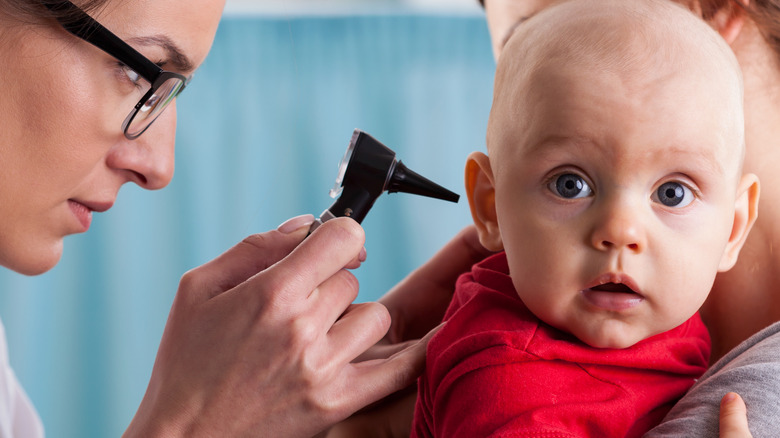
[722,392,737,404]
[278,214,315,234]
[359,247,367,262]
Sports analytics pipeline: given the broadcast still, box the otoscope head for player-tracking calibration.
[334,130,398,202]
[323,129,459,224]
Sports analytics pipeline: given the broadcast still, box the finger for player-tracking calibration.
[178,217,314,304]
[353,339,420,363]
[380,225,492,341]
[353,322,446,362]
[326,302,391,365]
[332,323,443,415]
[719,392,753,438]
[343,246,368,271]
[261,217,365,302]
[308,269,361,329]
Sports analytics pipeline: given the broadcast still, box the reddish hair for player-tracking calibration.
[701,0,780,60]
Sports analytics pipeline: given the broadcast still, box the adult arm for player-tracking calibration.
[379,225,491,344]
[123,216,433,438]
[646,322,780,438]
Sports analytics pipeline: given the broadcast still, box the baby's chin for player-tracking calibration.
[573,324,655,350]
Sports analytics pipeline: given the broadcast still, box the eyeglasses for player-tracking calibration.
[42,1,191,139]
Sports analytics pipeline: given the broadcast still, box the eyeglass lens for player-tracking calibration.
[124,77,185,138]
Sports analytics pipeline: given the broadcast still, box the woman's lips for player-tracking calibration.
[68,200,92,231]
[581,275,644,311]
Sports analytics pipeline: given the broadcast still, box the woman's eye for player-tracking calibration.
[652,181,694,207]
[121,64,142,87]
[549,173,593,199]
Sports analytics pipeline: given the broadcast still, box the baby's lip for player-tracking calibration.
[581,274,644,311]
[585,273,643,297]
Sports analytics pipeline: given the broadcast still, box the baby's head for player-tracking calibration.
[466,0,759,348]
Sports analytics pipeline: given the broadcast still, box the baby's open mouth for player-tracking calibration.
[590,282,637,294]
[582,281,644,311]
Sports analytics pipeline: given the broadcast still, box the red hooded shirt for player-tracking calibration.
[412,252,710,438]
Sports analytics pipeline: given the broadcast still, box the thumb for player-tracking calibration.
[719,392,753,438]
[347,323,444,404]
[179,215,314,304]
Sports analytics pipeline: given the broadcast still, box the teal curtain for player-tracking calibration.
[0,13,494,437]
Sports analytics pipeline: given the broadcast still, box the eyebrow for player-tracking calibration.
[530,137,725,178]
[128,35,194,73]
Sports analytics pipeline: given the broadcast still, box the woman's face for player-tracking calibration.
[0,0,225,275]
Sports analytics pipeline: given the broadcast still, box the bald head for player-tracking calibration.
[487,0,744,174]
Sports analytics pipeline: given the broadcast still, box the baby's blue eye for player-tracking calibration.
[653,182,694,207]
[550,173,592,199]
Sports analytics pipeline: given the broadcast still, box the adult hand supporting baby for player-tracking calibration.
[719,393,753,438]
[123,216,431,438]
[323,225,492,437]
[379,225,492,343]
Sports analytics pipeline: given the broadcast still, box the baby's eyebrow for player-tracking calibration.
[500,14,534,51]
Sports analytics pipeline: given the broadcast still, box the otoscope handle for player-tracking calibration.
[307,209,336,235]
[307,186,376,236]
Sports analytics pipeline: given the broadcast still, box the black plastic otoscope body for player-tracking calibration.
[308,129,459,234]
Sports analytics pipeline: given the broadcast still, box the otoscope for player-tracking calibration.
[308,129,460,234]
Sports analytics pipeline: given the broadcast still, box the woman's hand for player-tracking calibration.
[124,216,431,438]
[324,226,492,437]
[719,393,753,438]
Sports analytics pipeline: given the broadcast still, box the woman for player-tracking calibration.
[0,1,486,436]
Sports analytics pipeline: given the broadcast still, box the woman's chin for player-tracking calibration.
[1,244,63,276]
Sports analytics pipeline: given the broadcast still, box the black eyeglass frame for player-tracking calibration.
[42,0,190,139]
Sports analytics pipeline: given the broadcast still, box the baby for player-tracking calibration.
[412,0,760,436]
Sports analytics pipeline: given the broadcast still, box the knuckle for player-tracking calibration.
[324,217,365,245]
[305,386,345,421]
[360,301,392,330]
[177,267,207,300]
[287,315,320,352]
[238,233,278,271]
[178,268,199,291]
[333,270,360,301]
[259,272,291,305]
[240,232,272,252]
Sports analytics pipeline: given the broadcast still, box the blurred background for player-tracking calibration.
[0,0,495,436]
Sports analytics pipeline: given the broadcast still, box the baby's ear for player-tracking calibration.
[465,152,503,251]
[719,173,760,271]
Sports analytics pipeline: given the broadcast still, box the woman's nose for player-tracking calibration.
[589,198,647,253]
[107,104,177,190]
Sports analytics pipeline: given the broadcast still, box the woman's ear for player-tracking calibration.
[465,152,503,251]
[719,173,760,271]
[708,0,748,45]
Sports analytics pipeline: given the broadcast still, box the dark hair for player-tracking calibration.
[0,0,108,24]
